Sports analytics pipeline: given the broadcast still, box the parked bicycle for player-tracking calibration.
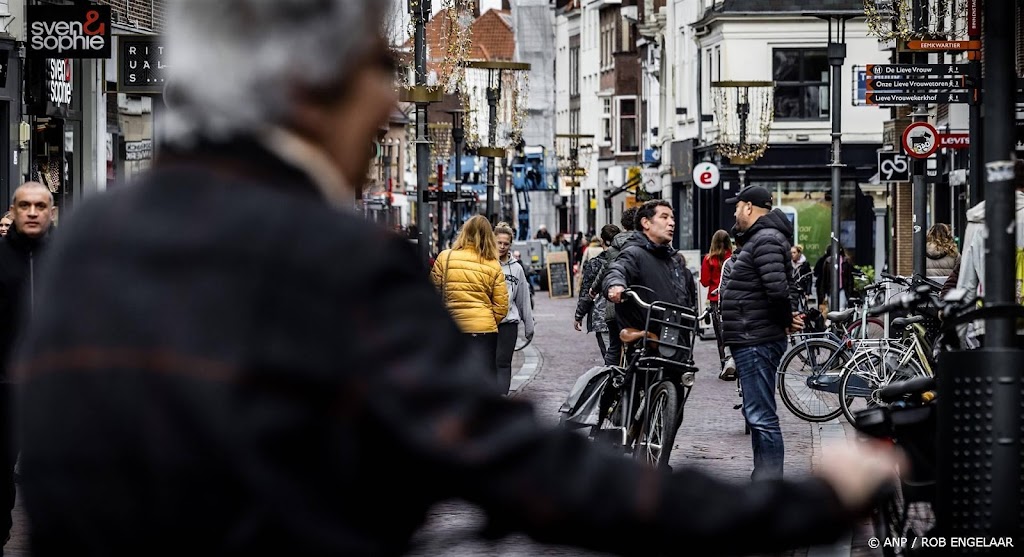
[776,277,906,423]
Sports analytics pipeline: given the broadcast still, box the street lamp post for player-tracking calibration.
[811,13,852,312]
[447,108,465,249]
[556,133,594,298]
[463,60,531,225]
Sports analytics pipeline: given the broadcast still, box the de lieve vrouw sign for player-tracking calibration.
[28,5,111,59]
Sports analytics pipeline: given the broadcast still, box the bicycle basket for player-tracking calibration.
[642,301,699,366]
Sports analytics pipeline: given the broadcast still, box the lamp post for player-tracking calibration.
[446,108,465,249]
[463,60,531,224]
[805,11,853,312]
[557,133,594,297]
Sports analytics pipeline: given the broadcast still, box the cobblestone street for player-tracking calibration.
[409,294,881,557]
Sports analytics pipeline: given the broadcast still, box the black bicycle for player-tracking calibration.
[561,286,700,469]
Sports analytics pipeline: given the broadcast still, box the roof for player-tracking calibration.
[469,9,515,61]
[695,0,864,26]
[400,8,516,77]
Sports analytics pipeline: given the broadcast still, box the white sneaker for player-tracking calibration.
[719,357,737,381]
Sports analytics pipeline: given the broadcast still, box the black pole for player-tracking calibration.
[827,18,847,312]
[452,113,464,243]
[413,2,432,263]
[911,51,928,278]
[982,0,1017,347]
[937,0,1021,543]
[486,83,499,224]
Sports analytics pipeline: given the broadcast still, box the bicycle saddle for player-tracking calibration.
[826,308,855,324]
[891,315,925,329]
[619,328,657,345]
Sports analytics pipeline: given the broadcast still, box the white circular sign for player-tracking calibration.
[692,162,721,190]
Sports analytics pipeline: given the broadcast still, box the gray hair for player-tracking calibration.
[164,0,388,144]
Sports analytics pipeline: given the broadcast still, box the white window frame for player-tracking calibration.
[615,95,639,155]
[601,97,613,145]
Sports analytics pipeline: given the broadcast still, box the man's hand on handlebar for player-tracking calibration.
[607,286,625,304]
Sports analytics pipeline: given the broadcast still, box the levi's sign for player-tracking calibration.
[939,134,970,149]
[28,5,111,59]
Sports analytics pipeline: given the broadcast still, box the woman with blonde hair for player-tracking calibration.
[926,223,959,279]
[431,215,509,388]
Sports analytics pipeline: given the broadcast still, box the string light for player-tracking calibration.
[863,0,967,41]
[389,1,476,92]
[711,82,775,165]
[461,63,531,150]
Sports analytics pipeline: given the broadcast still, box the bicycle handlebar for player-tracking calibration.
[623,289,653,310]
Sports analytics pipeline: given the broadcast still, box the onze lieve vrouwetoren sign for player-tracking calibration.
[27,5,111,59]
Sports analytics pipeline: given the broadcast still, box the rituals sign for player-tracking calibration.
[119,36,167,94]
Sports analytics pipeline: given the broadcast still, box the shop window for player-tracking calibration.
[773,49,829,120]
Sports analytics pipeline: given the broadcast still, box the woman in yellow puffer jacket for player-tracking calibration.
[431,215,509,387]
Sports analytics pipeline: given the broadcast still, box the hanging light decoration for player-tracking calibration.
[460,61,532,150]
[863,0,968,41]
[390,0,476,92]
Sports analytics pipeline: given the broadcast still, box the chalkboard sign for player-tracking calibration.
[546,251,572,299]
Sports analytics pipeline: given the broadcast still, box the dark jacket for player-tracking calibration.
[817,254,856,304]
[574,251,608,332]
[721,210,796,348]
[590,230,645,323]
[15,141,862,557]
[603,235,697,330]
[0,226,50,380]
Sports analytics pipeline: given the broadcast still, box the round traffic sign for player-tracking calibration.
[902,122,939,159]
[693,162,721,189]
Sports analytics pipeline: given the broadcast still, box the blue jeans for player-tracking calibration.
[732,340,787,481]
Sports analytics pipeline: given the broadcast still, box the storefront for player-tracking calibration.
[0,38,22,205]
[26,57,84,218]
[690,142,881,267]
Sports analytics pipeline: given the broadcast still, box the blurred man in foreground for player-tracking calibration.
[13,2,901,556]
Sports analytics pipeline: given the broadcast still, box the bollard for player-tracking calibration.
[936,349,1023,551]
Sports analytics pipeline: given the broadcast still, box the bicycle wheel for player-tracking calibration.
[872,479,936,557]
[777,339,850,422]
[634,380,679,469]
[848,317,886,339]
[838,347,927,425]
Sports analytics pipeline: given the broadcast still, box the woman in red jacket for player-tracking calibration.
[701,230,733,372]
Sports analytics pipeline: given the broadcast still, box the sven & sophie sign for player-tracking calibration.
[28,5,111,59]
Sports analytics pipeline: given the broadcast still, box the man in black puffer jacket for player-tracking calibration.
[721,186,803,481]
[604,200,696,335]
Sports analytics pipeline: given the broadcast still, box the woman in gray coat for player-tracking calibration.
[495,222,535,395]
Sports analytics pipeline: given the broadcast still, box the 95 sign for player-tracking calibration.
[878,151,911,183]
